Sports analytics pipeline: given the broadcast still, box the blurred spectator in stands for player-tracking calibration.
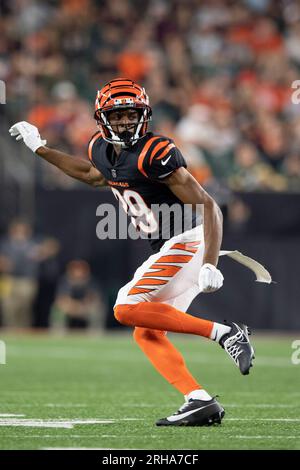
[2,0,300,193]
[282,152,300,191]
[30,80,96,189]
[0,219,60,328]
[116,45,146,81]
[176,104,238,181]
[52,260,103,330]
[285,23,300,66]
[229,141,287,191]
[254,116,288,171]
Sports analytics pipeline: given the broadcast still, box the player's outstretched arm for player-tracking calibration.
[36,146,106,187]
[9,121,106,187]
[164,167,223,292]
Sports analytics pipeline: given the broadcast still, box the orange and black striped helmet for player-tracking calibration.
[94,78,152,147]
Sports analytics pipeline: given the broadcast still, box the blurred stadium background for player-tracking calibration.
[1,0,300,452]
[1,0,300,332]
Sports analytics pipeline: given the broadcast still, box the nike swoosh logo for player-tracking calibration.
[167,403,214,422]
[161,155,172,166]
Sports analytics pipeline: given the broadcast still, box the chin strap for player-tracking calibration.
[99,109,149,147]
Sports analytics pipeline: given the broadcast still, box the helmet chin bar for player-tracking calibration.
[99,109,150,148]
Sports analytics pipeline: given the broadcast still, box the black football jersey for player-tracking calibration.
[88,131,200,252]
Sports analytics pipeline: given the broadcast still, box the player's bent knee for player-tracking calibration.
[133,327,163,344]
[114,304,137,326]
[114,304,129,325]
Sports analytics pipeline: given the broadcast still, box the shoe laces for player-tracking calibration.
[224,330,244,364]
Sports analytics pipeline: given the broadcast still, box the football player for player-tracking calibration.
[9,78,270,426]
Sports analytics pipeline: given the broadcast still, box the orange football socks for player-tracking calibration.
[133,327,201,395]
[114,302,214,338]
[114,303,216,394]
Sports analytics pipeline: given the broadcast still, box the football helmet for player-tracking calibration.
[94,78,152,147]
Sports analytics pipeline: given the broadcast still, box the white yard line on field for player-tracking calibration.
[0,404,88,408]
[45,404,88,408]
[0,419,115,428]
[0,414,25,417]
[0,422,73,428]
[1,415,299,430]
[0,416,143,429]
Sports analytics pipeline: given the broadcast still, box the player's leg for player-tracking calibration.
[115,297,254,376]
[133,285,203,396]
[114,230,230,341]
[115,301,217,337]
[160,284,255,377]
[131,257,226,425]
[115,228,255,425]
[133,326,200,396]
[134,327,225,426]
[115,225,254,381]
[114,227,255,376]
[133,286,225,426]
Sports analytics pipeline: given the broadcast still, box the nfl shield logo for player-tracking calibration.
[111,169,117,178]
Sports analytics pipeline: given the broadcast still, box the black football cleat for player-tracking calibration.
[220,322,255,375]
[156,397,225,427]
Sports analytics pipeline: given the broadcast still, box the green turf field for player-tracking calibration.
[0,332,299,450]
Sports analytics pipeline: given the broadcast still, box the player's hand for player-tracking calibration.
[198,263,224,293]
[9,121,47,153]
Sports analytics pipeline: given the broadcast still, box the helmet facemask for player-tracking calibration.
[94,78,152,148]
[96,106,152,148]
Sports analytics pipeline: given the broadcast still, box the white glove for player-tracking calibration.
[9,121,47,153]
[198,263,224,293]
